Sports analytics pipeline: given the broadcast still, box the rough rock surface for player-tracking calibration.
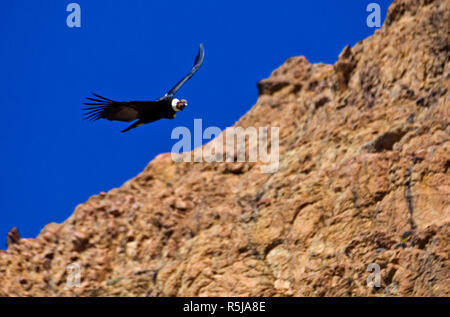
[0,0,449,296]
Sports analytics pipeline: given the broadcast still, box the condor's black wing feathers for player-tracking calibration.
[164,43,205,98]
[83,93,144,122]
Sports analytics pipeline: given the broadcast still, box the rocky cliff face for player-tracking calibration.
[1,0,448,296]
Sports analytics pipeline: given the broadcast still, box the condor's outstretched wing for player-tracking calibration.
[164,43,204,98]
[83,93,149,122]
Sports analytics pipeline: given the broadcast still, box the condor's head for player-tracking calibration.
[171,98,187,112]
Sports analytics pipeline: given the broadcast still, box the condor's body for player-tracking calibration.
[137,98,177,122]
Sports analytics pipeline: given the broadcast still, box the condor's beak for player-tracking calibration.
[176,100,187,111]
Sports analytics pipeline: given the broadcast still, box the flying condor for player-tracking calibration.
[83,44,204,132]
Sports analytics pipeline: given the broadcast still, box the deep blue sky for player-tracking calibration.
[0,0,392,247]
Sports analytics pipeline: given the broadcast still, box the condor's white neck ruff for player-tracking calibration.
[171,98,180,112]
